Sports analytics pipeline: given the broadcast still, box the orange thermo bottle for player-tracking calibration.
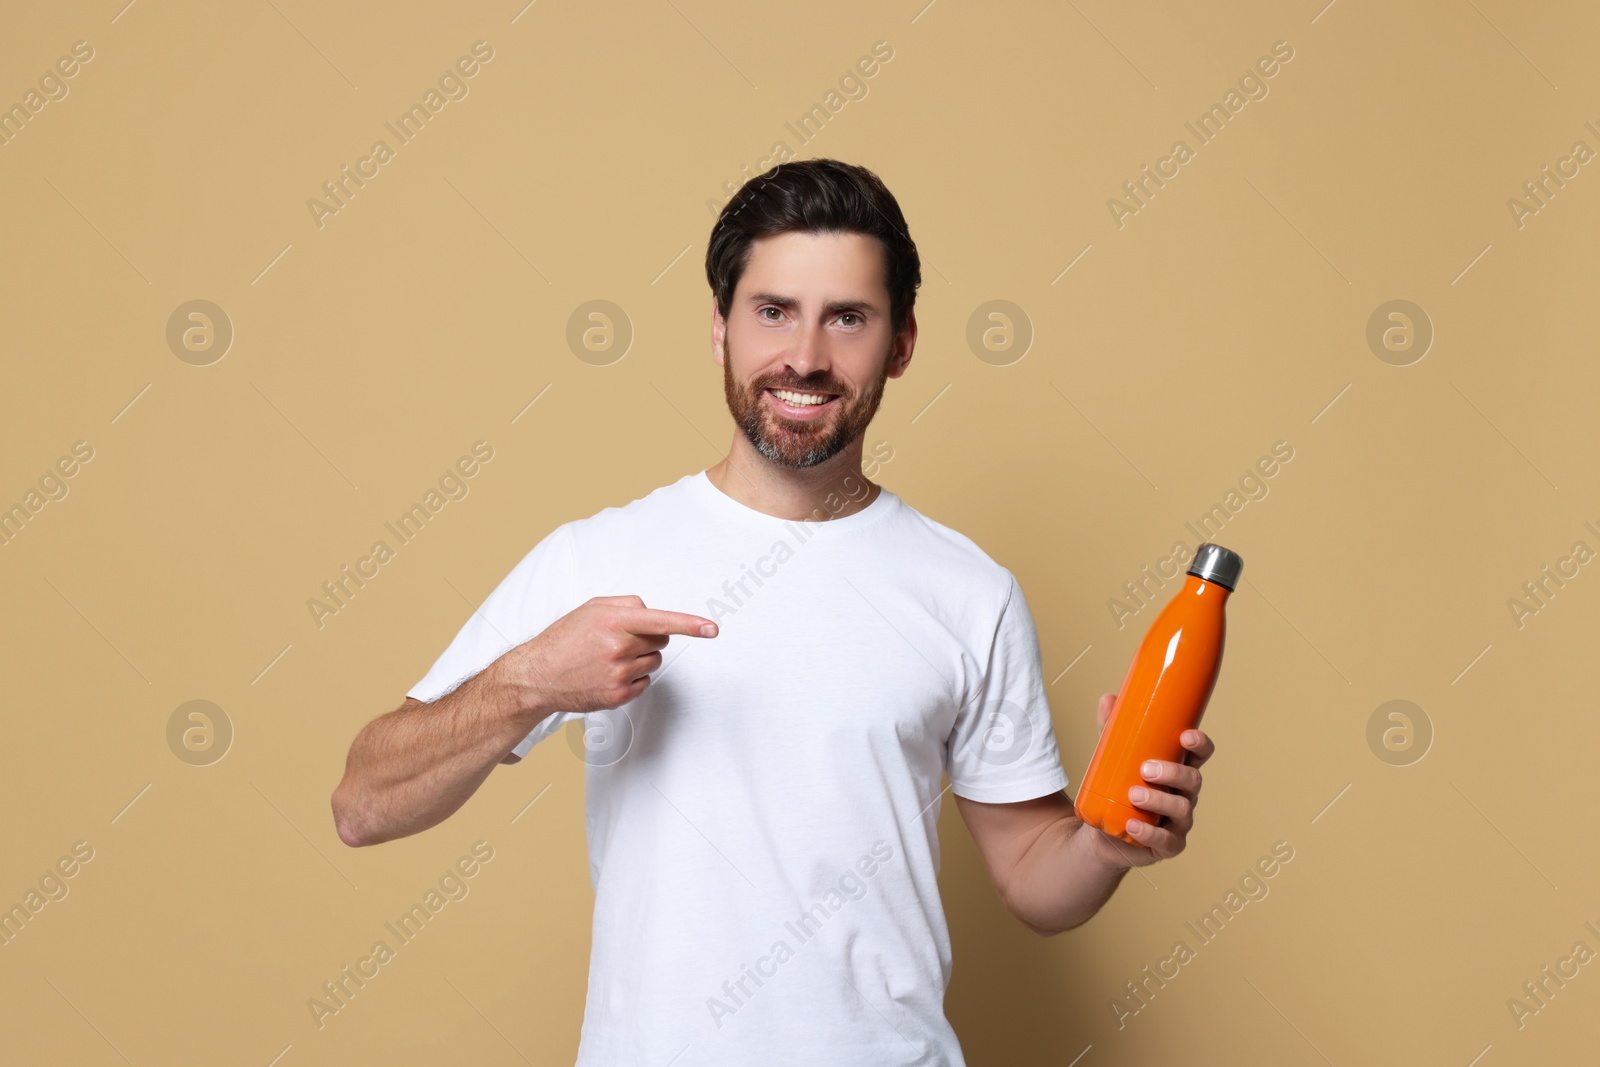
[1074,543,1243,844]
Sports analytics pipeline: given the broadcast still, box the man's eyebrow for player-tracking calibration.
[747,291,878,316]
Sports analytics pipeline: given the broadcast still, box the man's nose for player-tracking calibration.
[786,320,832,380]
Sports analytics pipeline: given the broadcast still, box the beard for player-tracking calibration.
[721,336,890,469]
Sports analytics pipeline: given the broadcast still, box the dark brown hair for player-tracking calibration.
[705,158,922,338]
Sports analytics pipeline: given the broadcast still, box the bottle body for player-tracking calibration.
[1075,573,1230,844]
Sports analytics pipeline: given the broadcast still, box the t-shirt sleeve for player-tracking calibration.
[406,522,585,760]
[945,572,1072,804]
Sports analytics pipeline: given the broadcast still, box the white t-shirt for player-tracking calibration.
[408,470,1070,1066]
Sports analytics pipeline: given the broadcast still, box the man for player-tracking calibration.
[330,158,1213,1065]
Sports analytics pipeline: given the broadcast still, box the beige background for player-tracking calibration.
[2,1,1595,1064]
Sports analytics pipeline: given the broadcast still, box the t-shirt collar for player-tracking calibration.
[689,469,897,531]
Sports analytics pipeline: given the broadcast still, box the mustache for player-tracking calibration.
[753,373,849,396]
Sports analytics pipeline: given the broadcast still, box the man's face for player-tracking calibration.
[715,230,912,469]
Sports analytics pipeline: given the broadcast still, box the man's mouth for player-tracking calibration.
[764,387,840,419]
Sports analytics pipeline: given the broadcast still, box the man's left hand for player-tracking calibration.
[1082,692,1215,869]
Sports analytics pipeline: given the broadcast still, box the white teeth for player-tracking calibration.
[770,388,832,406]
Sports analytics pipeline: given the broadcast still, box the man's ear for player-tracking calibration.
[711,298,727,366]
[886,308,917,380]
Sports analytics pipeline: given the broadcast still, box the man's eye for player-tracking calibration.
[761,307,782,320]
[840,313,860,326]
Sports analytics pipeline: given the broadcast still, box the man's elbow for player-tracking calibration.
[1025,915,1087,937]
[330,784,373,848]
[1020,914,1067,938]
[335,818,368,849]
[1004,891,1083,938]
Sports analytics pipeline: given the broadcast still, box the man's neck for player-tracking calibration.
[705,438,881,522]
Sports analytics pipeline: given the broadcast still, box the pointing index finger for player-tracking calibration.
[623,607,719,639]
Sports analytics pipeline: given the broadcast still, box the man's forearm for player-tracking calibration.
[1004,815,1137,935]
[331,658,544,847]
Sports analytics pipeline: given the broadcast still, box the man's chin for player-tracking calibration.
[757,442,832,469]
[750,425,849,469]
[763,414,834,443]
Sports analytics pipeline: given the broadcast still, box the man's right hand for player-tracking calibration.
[331,596,715,847]
[500,595,718,715]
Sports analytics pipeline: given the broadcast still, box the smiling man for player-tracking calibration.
[330,158,1213,1065]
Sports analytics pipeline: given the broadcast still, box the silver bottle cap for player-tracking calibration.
[1188,543,1243,590]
